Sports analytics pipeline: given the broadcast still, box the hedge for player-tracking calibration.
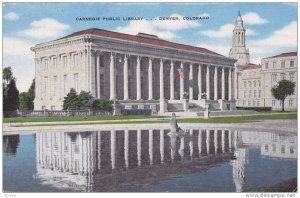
[236,107,272,112]
[121,109,152,115]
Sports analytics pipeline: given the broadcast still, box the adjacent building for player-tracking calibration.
[230,12,297,111]
[31,29,236,113]
[261,52,297,110]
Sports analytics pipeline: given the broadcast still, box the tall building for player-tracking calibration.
[31,28,236,113]
[229,12,297,111]
[229,11,250,65]
[261,52,297,110]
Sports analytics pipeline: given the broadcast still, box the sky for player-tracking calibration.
[3,2,297,92]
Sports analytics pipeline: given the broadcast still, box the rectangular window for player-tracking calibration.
[258,90,261,98]
[280,73,286,80]
[248,100,251,106]
[63,56,67,68]
[290,60,295,67]
[52,76,57,97]
[244,91,246,98]
[273,62,277,68]
[253,81,256,87]
[63,75,68,96]
[42,106,46,111]
[258,80,260,87]
[281,61,285,68]
[249,90,252,98]
[244,81,247,88]
[253,101,256,106]
[53,57,57,69]
[43,76,48,98]
[74,73,78,92]
[265,63,268,69]
[289,99,293,107]
[272,100,276,107]
[51,106,55,110]
[290,72,295,81]
[254,90,256,98]
[272,74,277,82]
[73,54,78,67]
[257,101,260,106]
[243,101,246,106]
[248,81,252,87]
[44,59,48,70]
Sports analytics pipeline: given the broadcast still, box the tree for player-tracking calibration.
[63,89,94,110]
[19,79,35,110]
[271,80,295,111]
[3,78,19,112]
[92,99,113,111]
[63,88,78,110]
[3,67,13,86]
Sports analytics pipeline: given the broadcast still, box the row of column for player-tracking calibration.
[95,52,234,101]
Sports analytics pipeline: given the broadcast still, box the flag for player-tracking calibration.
[178,67,184,79]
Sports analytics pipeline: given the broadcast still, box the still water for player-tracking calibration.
[3,127,297,192]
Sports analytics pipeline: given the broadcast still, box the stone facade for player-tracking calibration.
[31,29,236,113]
[261,52,297,110]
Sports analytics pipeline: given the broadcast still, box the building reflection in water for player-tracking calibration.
[34,128,297,192]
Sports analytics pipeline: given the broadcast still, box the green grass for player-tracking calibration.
[177,113,297,123]
[3,115,166,123]
[9,113,297,127]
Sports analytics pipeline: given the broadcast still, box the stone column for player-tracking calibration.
[170,60,174,100]
[189,129,193,158]
[214,130,218,154]
[96,52,101,98]
[137,129,142,166]
[206,130,210,154]
[228,130,232,150]
[149,129,153,165]
[198,65,202,100]
[206,65,210,100]
[123,55,129,100]
[180,62,184,100]
[221,130,225,153]
[179,137,184,160]
[136,56,141,100]
[97,131,101,170]
[198,130,202,156]
[124,129,129,169]
[235,71,238,100]
[160,129,164,164]
[189,63,193,100]
[111,130,116,170]
[229,68,232,100]
[160,58,164,100]
[214,66,218,100]
[222,67,225,100]
[148,58,153,100]
[109,53,115,100]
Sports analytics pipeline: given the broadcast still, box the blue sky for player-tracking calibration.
[3,2,297,92]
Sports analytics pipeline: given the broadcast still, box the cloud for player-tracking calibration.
[3,37,35,92]
[4,12,20,21]
[250,21,296,48]
[197,43,231,56]
[242,12,268,25]
[116,13,203,40]
[18,18,71,40]
[199,24,256,38]
[152,13,201,31]
[116,20,177,40]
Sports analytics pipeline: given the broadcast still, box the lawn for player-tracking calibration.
[6,112,297,127]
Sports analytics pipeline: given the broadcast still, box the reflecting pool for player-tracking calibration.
[3,126,297,192]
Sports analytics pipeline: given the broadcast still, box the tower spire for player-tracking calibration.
[238,10,241,17]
